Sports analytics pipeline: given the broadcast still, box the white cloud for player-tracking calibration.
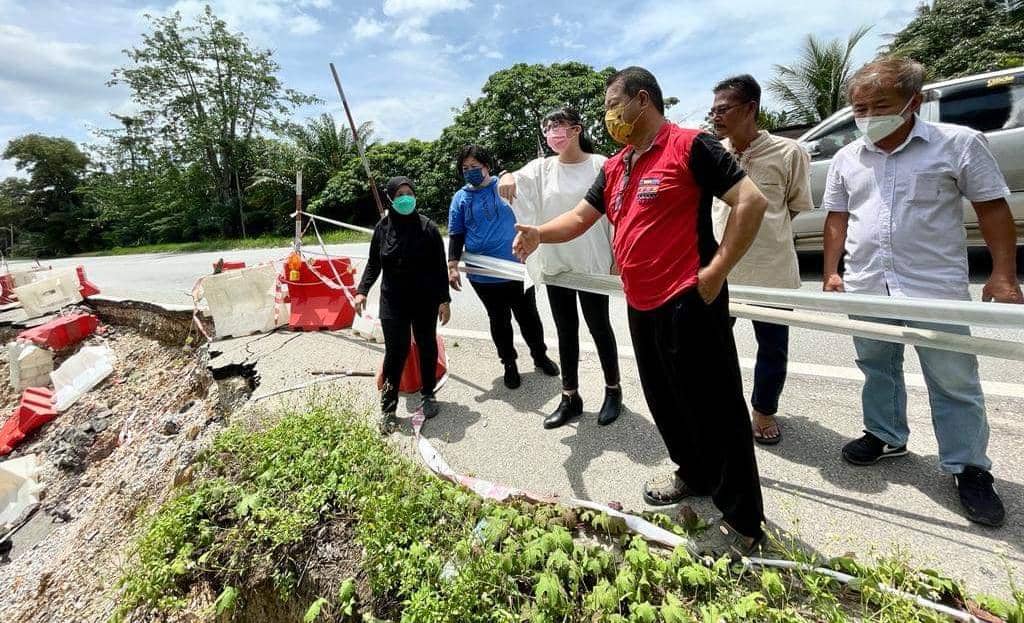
[288,14,322,35]
[382,0,473,18]
[352,15,385,40]
[492,2,504,19]
[0,24,124,121]
[478,44,503,59]
[548,12,583,50]
[299,0,332,8]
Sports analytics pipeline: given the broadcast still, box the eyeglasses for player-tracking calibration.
[706,101,751,119]
[541,123,577,136]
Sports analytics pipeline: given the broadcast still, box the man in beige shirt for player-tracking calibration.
[710,74,813,445]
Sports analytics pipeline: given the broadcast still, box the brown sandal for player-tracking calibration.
[643,473,698,506]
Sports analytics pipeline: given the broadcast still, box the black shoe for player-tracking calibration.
[534,355,559,377]
[597,386,622,426]
[421,394,439,419]
[842,431,908,466]
[544,392,583,429]
[503,361,521,389]
[955,467,1005,527]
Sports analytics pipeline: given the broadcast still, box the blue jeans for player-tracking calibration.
[731,318,789,415]
[851,318,990,474]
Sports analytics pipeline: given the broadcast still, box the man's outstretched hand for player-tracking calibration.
[513,224,541,262]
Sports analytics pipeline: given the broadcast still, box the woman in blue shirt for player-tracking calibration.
[447,144,559,389]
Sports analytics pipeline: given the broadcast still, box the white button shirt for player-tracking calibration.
[822,117,1010,300]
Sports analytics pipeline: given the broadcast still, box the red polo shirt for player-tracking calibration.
[584,123,745,311]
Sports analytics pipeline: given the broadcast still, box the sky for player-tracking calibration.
[0,0,923,179]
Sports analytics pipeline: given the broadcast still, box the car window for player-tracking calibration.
[939,76,1024,133]
[804,117,860,161]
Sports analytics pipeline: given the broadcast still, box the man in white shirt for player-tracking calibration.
[822,57,1022,527]
[710,74,813,446]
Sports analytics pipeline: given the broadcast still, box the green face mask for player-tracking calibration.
[392,195,416,215]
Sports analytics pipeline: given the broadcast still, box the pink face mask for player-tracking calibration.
[545,128,573,154]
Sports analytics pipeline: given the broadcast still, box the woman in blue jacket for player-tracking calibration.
[447,144,559,389]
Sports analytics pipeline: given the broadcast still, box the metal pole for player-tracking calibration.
[329,63,385,216]
[294,169,303,250]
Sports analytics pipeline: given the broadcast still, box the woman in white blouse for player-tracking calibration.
[498,108,623,430]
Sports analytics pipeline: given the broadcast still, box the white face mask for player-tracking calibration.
[855,99,914,144]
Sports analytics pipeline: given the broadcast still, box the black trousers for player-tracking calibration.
[730,318,789,416]
[546,285,620,391]
[380,305,438,413]
[470,280,547,364]
[628,286,765,539]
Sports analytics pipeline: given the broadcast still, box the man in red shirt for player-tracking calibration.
[514,67,769,554]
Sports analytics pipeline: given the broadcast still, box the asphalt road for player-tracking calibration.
[13,244,1024,597]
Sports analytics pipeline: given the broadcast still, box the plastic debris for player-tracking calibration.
[0,388,57,456]
[7,342,54,391]
[0,454,43,530]
[51,345,115,412]
[13,270,83,318]
[17,313,99,351]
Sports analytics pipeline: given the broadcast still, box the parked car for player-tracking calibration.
[791,67,1024,252]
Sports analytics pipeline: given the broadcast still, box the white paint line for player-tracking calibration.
[439,327,1024,399]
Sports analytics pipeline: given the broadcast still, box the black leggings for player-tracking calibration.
[470,280,547,364]
[380,306,438,413]
[546,285,620,391]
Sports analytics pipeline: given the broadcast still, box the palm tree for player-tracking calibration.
[768,26,871,124]
[249,113,374,201]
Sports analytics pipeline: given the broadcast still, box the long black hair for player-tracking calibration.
[541,107,594,154]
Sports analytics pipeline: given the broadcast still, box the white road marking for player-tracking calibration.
[439,327,1024,399]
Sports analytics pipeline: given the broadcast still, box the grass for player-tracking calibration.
[112,397,1023,623]
[73,229,370,257]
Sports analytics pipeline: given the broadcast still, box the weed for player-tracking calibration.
[112,397,1002,623]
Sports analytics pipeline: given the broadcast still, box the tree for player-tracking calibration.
[885,0,1024,80]
[757,109,795,132]
[109,6,317,238]
[2,134,96,255]
[434,62,619,176]
[768,26,871,124]
[311,138,436,224]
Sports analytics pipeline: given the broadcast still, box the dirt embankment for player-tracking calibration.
[0,302,237,623]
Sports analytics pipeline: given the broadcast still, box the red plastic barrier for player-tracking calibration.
[212,260,246,273]
[17,312,99,351]
[76,266,100,298]
[376,334,448,394]
[0,387,57,456]
[0,273,15,304]
[285,258,356,331]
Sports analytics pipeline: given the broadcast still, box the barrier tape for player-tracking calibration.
[406,409,978,622]
[293,211,375,235]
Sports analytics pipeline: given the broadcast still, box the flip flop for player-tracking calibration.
[752,415,782,446]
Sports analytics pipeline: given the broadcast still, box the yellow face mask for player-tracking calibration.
[604,96,646,145]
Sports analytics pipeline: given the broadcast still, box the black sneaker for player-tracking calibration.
[503,361,521,389]
[421,395,440,419]
[841,431,908,466]
[534,355,560,377]
[543,392,583,429]
[597,386,623,426]
[955,467,1005,527]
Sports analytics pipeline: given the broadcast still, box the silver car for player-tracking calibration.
[792,66,1024,251]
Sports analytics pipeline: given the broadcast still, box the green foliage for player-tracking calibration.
[768,26,871,123]
[109,6,317,239]
[1,134,96,255]
[884,0,1024,80]
[112,397,990,623]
